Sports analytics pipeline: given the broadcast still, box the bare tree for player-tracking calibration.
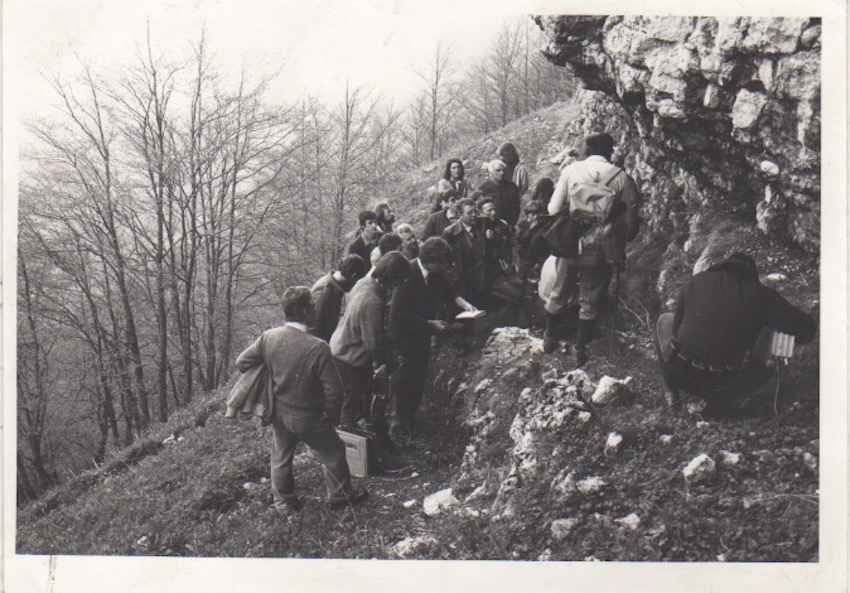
[408,42,459,162]
[455,18,576,137]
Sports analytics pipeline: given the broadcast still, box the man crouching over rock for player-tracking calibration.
[654,252,816,414]
[236,286,368,515]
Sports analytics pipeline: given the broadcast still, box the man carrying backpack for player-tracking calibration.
[542,133,641,366]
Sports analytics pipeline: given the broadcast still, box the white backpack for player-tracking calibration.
[568,163,623,224]
[568,163,624,264]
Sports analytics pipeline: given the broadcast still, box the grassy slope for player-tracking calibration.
[15,101,579,556]
[15,96,820,560]
[16,343,477,557]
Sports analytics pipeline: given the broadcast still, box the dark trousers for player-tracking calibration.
[335,359,373,427]
[390,349,430,432]
[270,411,352,506]
[654,313,773,402]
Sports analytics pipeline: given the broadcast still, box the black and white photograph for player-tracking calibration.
[3,1,847,592]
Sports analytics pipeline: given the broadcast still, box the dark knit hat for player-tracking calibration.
[585,133,615,156]
[419,237,455,265]
[373,251,412,286]
[337,254,367,280]
[378,232,402,255]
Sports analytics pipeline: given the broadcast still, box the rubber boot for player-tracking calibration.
[574,318,593,367]
[543,312,559,353]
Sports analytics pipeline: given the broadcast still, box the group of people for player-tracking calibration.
[233,133,818,515]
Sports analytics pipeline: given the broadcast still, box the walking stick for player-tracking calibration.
[610,263,620,351]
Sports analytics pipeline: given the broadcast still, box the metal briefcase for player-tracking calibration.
[336,427,377,478]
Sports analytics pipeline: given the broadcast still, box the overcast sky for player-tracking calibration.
[6,0,535,122]
[6,0,829,124]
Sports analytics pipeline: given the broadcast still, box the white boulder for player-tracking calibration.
[719,450,742,466]
[605,432,624,456]
[591,375,633,405]
[551,518,579,541]
[683,453,716,484]
[615,513,641,531]
[391,535,441,558]
[423,488,460,516]
[577,476,607,494]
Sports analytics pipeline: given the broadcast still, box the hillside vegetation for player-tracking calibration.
[16,94,820,562]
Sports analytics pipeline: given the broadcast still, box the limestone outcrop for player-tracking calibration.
[535,16,820,304]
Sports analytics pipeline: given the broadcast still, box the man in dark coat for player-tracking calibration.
[236,287,368,513]
[348,210,381,263]
[477,196,513,286]
[310,254,367,342]
[515,200,549,283]
[654,252,817,409]
[477,159,521,227]
[388,237,478,438]
[442,198,488,305]
[422,190,460,239]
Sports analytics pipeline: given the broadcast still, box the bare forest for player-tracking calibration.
[16,19,576,504]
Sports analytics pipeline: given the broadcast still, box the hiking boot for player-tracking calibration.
[390,424,412,443]
[272,497,303,516]
[543,312,560,353]
[574,319,593,367]
[574,346,588,368]
[328,488,369,510]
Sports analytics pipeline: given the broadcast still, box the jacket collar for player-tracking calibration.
[416,258,430,281]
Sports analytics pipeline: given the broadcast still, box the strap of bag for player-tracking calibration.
[599,164,623,187]
[578,162,622,188]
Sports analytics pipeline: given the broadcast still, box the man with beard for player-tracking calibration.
[373,200,396,235]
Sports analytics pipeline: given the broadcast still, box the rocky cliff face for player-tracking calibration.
[534,16,821,304]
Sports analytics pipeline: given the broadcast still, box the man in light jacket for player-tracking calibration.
[236,287,367,515]
[542,132,641,366]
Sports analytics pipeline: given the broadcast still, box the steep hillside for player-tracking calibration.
[15,97,587,557]
[16,16,822,563]
[390,98,580,232]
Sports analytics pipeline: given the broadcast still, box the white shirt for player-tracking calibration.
[286,321,309,333]
[417,258,430,283]
[549,155,616,216]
